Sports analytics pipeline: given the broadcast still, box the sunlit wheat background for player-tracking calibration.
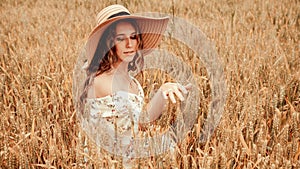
[1,0,299,168]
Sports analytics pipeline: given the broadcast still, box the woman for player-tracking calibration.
[80,4,191,167]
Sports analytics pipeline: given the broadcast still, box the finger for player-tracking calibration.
[177,83,188,94]
[184,83,193,90]
[168,91,176,103]
[174,87,184,101]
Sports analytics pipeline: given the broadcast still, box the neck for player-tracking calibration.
[113,61,129,76]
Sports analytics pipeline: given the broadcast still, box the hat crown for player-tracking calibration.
[96,5,130,25]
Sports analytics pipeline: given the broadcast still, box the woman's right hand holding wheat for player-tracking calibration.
[159,82,192,103]
[145,82,192,122]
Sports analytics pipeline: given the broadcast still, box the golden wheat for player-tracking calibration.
[1,0,300,168]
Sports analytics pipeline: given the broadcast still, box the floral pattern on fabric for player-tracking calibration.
[84,77,144,157]
[82,77,176,167]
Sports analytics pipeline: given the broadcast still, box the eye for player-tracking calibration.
[130,34,137,40]
[115,36,125,42]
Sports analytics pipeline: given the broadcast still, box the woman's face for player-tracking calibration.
[113,21,138,63]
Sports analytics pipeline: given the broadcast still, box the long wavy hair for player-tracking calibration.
[79,19,144,113]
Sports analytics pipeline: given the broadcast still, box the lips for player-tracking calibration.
[124,51,135,55]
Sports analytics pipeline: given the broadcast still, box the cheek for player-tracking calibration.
[115,45,127,60]
[133,40,138,49]
[115,44,123,54]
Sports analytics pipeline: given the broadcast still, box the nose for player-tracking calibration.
[126,38,133,48]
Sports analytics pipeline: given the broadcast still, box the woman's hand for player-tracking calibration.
[143,82,192,122]
[160,82,192,103]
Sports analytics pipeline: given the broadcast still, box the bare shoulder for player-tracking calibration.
[93,73,113,98]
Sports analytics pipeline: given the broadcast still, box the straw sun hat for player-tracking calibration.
[86,4,169,64]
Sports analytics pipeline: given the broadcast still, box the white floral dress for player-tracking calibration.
[83,76,145,161]
[81,76,175,168]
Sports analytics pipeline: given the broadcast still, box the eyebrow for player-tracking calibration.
[115,32,137,36]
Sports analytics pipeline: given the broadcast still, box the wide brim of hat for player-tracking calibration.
[86,15,169,63]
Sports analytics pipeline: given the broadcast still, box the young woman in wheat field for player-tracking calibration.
[79,4,191,168]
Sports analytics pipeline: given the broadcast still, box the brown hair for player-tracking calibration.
[79,19,144,113]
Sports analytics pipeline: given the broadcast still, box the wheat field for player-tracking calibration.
[0,0,299,168]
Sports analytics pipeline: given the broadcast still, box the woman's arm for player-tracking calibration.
[145,83,192,122]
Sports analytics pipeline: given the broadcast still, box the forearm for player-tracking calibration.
[146,89,167,122]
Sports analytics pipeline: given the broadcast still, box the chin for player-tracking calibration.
[122,55,135,62]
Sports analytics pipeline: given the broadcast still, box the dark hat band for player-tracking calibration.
[108,11,130,19]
